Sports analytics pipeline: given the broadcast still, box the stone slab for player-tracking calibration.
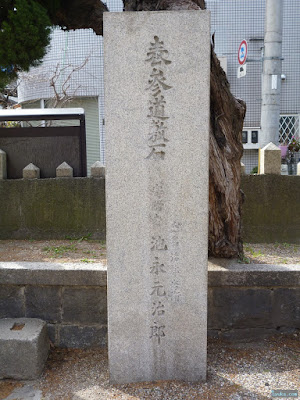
[0,286,24,318]
[208,287,273,329]
[104,11,210,383]
[0,262,299,287]
[0,262,107,286]
[3,384,42,400]
[59,325,107,348]
[0,318,49,380]
[62,287,107,324]
[25,286,62,323]
[208,260,300,286]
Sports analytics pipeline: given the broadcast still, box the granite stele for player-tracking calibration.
[104,10,210,384]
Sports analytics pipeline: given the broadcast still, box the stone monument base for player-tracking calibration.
[0,318,49,380]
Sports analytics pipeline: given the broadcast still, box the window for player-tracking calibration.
[279,115,300,144]
[251,131,258,144]
[242,131,248,144]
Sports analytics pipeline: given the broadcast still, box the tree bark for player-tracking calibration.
[53,0,246,258]
[209,51,246,257]
[50,0,108,36]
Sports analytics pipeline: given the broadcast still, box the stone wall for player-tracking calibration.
[0,263,108,348]
[0,178,106,240]
[0,175,299,242]
[241,175,300,243]
[0,262,299,347]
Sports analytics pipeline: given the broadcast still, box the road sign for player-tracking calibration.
[237,63,247,78]
[238,40,248,65]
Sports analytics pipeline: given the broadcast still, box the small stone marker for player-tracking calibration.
[259,142,281,175]
[0,149,7,179]
[241,162,246,175]
[297,162,300,176]
[0,318,49,380]
[56,161,73,177]
[104,11,210,383]
[90,161,105,177]
[281,164,288,175]
[23,163,40,179]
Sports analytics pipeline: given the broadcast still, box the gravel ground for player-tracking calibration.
[0,335,299,400]
[0,240,299,265]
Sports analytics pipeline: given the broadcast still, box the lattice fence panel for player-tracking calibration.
[279,115,300,144]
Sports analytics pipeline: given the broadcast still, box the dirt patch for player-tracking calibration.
[243,242,300,264]
[0,238,106,264]
[0,240,299,264]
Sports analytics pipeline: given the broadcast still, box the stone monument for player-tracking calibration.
[104,10,210,383]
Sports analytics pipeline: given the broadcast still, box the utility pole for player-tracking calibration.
[260,0,283,148]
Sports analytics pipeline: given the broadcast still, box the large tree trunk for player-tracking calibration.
[209,52,246,257]
[55,0,246,258]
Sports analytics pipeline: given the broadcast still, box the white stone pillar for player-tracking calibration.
[104,11,210,384]
[259,142,281,174]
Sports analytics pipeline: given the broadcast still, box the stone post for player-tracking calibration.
[0,149,7,179]
[23,163,40,179]
[90,161,105,177]
[259,142,281,174]
[56,162,73,178]
[241,162,246,175]
[104,11,210,384]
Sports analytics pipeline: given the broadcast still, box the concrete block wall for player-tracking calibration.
[0,263,107,348]
[208,261,300,339]
[0,175,299,243]
[0,262,299,347]
[241,175,300,243]
[0,177,106,240]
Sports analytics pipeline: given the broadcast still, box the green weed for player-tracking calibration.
[243,245,263,257]
[282,242,292,249]
[251,250,263,257]
[280,258,288,264]
[238,255,251,264]
[65,233,93,242]
[42,244,77,257]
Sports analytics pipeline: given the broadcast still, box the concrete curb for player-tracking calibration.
[1,261,299,345]
[0,261,299,287]
[0,262,107,286]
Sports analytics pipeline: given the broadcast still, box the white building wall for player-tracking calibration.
[18,29,102,103]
